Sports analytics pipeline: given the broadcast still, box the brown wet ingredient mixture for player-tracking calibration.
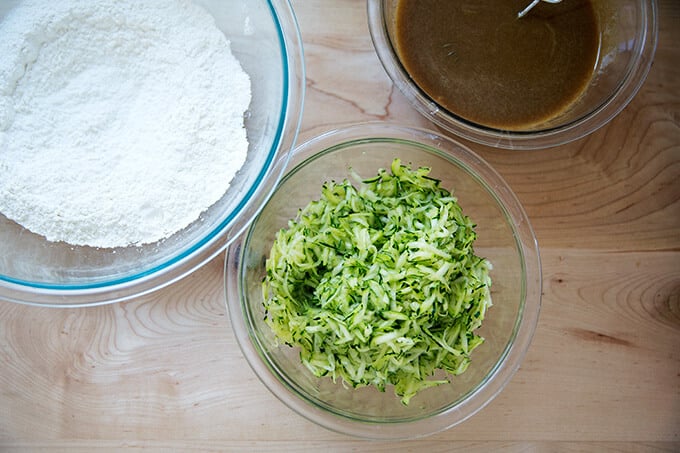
[395,0,600,130]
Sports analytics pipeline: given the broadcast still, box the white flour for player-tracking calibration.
[0,0,251,248]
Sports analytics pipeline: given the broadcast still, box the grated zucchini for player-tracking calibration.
[263,158,492,405]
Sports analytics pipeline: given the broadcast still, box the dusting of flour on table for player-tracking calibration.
[0,0,251,248]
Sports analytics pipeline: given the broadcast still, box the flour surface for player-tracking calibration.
[0,0,251,248]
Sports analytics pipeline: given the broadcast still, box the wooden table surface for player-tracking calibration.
[1,0,679,451]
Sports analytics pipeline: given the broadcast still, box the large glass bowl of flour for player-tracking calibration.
[0,0,304,306]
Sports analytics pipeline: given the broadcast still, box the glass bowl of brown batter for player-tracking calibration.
[368,0,658,150]
[225,123,542,439]
[0,0,304,307]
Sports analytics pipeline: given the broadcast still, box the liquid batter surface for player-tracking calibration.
[395,0,600,130]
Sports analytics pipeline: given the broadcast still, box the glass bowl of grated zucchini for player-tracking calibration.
[225,123,541,439]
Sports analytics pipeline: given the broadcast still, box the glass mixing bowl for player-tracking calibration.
[0,0,304,307]
[367,0,658,150]
[225,124,541,439]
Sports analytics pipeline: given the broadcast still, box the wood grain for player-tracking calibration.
[1,0,679,450]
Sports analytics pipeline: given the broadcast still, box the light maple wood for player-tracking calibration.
[1,0,678,451]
